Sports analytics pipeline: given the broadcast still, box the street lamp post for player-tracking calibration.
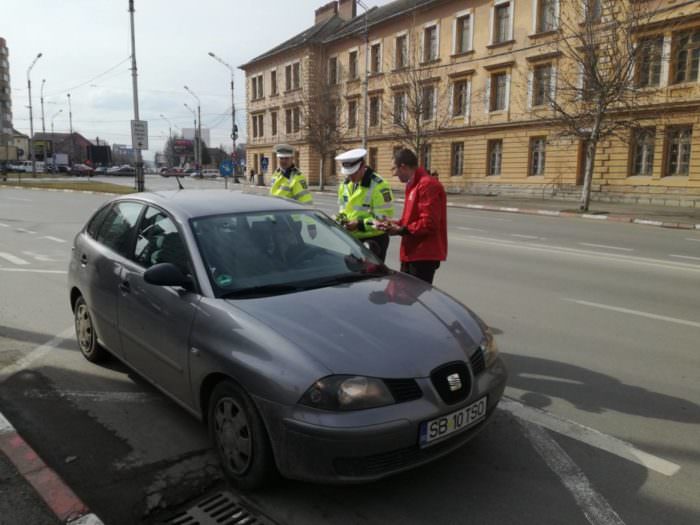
[128,0,145,192]
[184,86,202,173]
[183,103,197,169]
[40,79,46,134]
[67,93,74,166]
[50,108,62,172]
[27,52,43,178]
[208,51,239,185]
[357,0,370,150]
[160,113,173,167]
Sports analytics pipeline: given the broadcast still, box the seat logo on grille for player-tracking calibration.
[447,373,462,392]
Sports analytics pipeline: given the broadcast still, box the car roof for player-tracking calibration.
[113,190,309,220]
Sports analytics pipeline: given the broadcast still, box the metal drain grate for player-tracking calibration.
[161,490,275,525]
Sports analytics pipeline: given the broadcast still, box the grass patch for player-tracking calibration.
[0,180,134,194]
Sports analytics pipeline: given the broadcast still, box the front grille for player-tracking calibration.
[384,378,422,403]
[430,361,471,405]
[470,348,486,376]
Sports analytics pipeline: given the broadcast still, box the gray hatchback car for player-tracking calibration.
[68,190,507,489]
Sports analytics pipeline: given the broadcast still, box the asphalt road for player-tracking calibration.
[0,180,699,525]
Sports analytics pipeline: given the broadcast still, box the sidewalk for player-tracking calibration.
[245,183,700,230]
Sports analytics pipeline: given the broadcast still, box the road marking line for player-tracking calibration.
[42,235,67,243]
[457,226,486,232]
[686,238,700,242]
[670,254,700,262]
[454,235,700,273]
[511,234,540,240]
[563,298,700,330]
[502,398,681,476]
[0,268,67,274]
[15,228,37,234]
[0,327,75,382]
[0,252,30,265]
[579,243,633,252]
[0,223,9,228]
[518,419,626,525]
[634,219,663,226]
[582,214,609,220]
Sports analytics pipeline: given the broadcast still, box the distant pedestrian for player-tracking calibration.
[249,169,256,184]
[381,148,447,284]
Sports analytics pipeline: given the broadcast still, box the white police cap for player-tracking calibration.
[274,144,294,158]
[335,148,367,175]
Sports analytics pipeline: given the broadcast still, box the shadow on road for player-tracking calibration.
[0,325,76,351]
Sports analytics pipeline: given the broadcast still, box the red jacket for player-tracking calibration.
[399,167,447,262]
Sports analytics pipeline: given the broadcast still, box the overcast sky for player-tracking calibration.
[2,0,386,160]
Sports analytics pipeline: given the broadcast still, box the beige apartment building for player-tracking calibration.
[241,0,700,205]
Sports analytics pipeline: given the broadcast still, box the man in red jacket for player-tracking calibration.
[380,148,447,284]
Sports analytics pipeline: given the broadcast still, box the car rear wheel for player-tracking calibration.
[74,296,108,363]
[208,380,277,490]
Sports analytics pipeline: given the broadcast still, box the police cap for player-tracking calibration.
[335,148,367,175]
[274,144,294,158]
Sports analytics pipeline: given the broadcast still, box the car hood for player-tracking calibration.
[227,272,485,378]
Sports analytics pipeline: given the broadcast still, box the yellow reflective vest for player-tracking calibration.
[270,166,313,204]
[337,168,395,240]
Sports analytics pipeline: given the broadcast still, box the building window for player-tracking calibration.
[393,91,406,124]
[423,25,439,62]
[395,34,408,69]
[369,96,380,127]
[455,14,472,54]
[529,137,546,176]
[673,30,700,84]
[349,50,358,80]
[252,114,264,138]
[490,72,508,112]
[285,65,292,91]
[370,43,382,74]
[488,139,503,175]
[452,79,469,117]
[666,126,692,176]
[451,142,464,176]
[328,56,338,85]
[285,62,300,91]
[421,85,435,121]
[369,147,378,168]
[285,109,292,134]
[631,128,655,176]
[637,37,663,87]
[348,99,358,129]
[293,62,300,89]
[251,75,264,100]
[421,143,432,170]
[293,107,300,132]
[270,70,278,95]
[271,111,278,136]
[537,0,558,33]
[493,2,512,44]
[532,63,553,107]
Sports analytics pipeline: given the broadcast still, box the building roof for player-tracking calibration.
[33,132,93,145]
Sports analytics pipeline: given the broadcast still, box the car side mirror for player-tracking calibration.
[144,262,192,289]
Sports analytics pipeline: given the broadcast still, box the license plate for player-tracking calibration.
[419,397,487,447]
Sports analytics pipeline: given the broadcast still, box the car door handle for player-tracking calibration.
[80,254,88,265]
[118,281,131,293]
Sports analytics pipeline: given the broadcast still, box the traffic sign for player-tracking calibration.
[219,159,233,178]
[261,157,269,173]
[131,120,149,150]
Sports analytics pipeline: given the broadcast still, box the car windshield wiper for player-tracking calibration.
[309,272,385,288]
[221,283,303,298]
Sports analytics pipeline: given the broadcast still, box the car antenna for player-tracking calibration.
[174,174,184,190]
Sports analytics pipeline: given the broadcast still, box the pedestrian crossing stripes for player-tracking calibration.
[0,252,29,265]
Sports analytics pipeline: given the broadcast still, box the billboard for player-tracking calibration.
[173,139,194,155]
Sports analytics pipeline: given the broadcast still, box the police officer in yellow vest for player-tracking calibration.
[335,148,395,262]
[269,144,313,204]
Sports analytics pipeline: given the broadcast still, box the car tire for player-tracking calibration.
[73,296,108,363]
[208,380,278,490]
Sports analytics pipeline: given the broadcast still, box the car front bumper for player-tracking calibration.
[254,357,507,483]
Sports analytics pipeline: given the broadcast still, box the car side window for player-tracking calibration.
[134,206,189,275]
[86,205,112,239]
[96,202,144,257]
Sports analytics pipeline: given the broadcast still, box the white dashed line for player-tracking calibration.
[0,327,74,382]
[579,242,633,252]
[457,226,486,232]
[564,298,700,329]
[15,228,37,234]
[670,254,700,262]
[0,223,9,228]
[0,252,30,265]
[42,235,67,243]
[511,234,541,240]
[0,268,67,274]
[686,238,700,242]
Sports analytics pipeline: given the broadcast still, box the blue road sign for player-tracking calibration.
[219,159,233,177]
[261,157,269,173]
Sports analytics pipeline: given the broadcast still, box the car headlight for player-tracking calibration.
[299,375,394,411]
[480,327,499,367]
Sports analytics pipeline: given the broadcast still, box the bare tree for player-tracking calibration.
[543,0,667,211]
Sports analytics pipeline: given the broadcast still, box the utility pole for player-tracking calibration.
[184,86,202,173]
[27,52,42,178]
[184,103,197,169]
[128,0,145,192]
[40,79,46,134]
[160,113,172,167]
[208,51,239,185]
[50,108,62,172]
[67,93,74,166]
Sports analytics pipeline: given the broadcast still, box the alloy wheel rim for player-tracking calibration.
[75,303,93,354]
[214,397,252,475]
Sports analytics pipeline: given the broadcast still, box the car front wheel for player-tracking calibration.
[208,380,277,490]
[74,296,108,363]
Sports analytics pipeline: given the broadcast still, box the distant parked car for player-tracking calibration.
[71,164,95,177]
[109,165,136,176]
[94,166,110,175]
[200,169,219,178]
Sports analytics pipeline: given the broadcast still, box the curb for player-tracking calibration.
[0,411,104,525]
[1,185,120,197]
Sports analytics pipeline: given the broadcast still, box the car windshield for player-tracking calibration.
[191,210,388,298]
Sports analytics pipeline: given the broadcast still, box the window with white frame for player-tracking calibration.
[423,24,439,62]
[252,114,264,138]
[393,91,406,124]
[328,56,338,85]
[348,99,358,129]
[369,95,381,127]
[370,43,382,74]
[395,34,408,69]
[292,62,301,89]
[451,142,464,176]
[488,139,503,175]
[285,65,292,91]
[631,128,655,176]
[536,0,558,33]
[492,1,513,44]
[270,70,278,95]
[490,72,508,111]
[348,50,358,80]
[421,85,436,121]
[454,13,472,54]
[452,79,470,117]
[271,111,277,136]
[673,29,700,84]
[251,74,264,100]
[665,126,692,176]
[293,106,301,131]
[529,137,546,176]
[637,36,663,87]
[532,63,553,107]
[285,108,292,133]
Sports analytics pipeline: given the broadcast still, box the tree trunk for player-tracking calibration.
[579,112,603,212]
[319,155,324,192]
